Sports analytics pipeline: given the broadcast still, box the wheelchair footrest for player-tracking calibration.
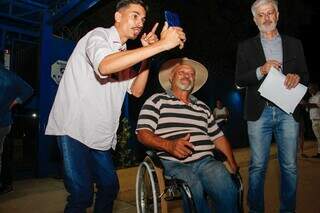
[162,178,187,201]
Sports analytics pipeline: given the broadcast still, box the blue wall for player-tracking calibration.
[38,12,75,177]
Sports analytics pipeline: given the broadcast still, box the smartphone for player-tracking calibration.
[164,10,181,27]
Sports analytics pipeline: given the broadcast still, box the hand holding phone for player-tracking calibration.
[160,11,186,50]
[164,10,181,27]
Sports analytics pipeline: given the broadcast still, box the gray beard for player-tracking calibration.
[258,23,277,33]
[176,81,194,91]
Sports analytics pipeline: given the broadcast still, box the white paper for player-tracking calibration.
[258,67,307,114]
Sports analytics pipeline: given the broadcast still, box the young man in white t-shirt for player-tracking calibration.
[45,0,186,211]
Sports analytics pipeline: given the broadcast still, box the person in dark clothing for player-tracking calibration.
[235,0,309,212]
[0,52,33,194]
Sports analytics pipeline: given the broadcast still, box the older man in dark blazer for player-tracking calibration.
[235,0,309,212]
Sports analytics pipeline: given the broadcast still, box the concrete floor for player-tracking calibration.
[0,140,319,213]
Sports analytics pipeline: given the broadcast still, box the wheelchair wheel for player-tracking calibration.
[136,160,163,213]
[176,180,197,213]
[136,154,197,213]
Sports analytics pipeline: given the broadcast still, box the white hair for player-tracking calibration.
[251,0,278,17]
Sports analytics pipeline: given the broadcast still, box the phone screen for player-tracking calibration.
[164,10,181,27]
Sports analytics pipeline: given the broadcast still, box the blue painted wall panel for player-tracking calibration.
[38,12,75,177]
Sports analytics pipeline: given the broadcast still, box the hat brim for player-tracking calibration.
[158,58,208,94]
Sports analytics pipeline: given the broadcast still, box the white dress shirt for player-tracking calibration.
[213,107,228,124]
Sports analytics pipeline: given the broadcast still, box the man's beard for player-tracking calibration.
[258,21,277,33]
[176,79,194,91]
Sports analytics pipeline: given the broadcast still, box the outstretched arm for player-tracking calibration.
[130,23,158,97]
[98,22,186,75]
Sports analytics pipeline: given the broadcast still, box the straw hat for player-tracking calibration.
[158,57,208,94]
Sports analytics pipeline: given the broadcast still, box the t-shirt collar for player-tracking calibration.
[165,90,198,104]
[110,26,127,51]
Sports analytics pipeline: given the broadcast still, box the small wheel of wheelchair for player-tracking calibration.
[136,160,162,213]
[166,179,196,213]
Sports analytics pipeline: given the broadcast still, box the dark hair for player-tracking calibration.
[116,0,148,12]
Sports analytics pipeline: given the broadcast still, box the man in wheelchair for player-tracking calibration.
[136,58,240,213]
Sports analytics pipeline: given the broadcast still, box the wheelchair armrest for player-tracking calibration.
[146,150,164,169]
[212,148,240,174]
[231,171,243,190]
[212,148,227,162]
[231,170,244,213]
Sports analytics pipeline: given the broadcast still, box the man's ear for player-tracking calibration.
[275,11,279,22]
[115,11,122,23]
[169,72,173,83]
[253,16,258,26]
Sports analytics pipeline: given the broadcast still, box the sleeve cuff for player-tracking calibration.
[93,49,113,79]
[256,67,263,80]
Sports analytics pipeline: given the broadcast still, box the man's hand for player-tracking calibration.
[284,73,300,89]
[159,22,186,50]
[260,60,282,75]
[166,134,194,159]
[228,162,239,174]
[141,23,159,47]
[9,99,18,109]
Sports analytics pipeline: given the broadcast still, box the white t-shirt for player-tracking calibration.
[213,107,228,124]
[308,91,320,120]
[45,26,135,150]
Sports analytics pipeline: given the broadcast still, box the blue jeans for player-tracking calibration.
[247,106,299,213]
[58,136,119,213]
[161,156,238,213]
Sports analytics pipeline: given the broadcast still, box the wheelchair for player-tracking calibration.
[136,149,244,213]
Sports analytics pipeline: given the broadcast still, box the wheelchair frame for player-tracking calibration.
[135,150,243,213]
[136,151,195,213]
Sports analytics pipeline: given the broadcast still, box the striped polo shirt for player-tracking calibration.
[136,91,224,163]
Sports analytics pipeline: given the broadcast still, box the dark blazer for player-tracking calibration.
[235,34,309,121]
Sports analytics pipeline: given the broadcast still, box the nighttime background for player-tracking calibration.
[53,0,319,149]
[2,0,319,151]
[1,0,320,191]
[0,0,319,177]
[56,0,319,83]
